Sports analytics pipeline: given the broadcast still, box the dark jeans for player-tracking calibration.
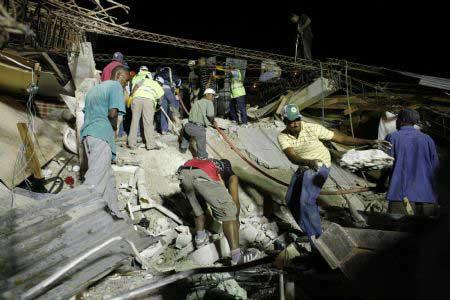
[388,201,437,217]
[286,166,330,238]
[229,95,248,124]
[180,122,208,158]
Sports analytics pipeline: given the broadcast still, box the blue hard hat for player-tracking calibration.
[113,52,124,63]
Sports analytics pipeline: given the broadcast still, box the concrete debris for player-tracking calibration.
[187,273,248,300]
[175,225,193,249]
[340,149,394,171]
[188,243,220,266]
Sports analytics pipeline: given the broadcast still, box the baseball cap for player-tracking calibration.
[204,88,219,98]
[140,65,149,71]
[282,104,302,121]
[156,76,165,85]
[113,52,124,63]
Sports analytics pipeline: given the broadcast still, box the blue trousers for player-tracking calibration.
[286,166,330,238]
[229,95,248,124]
[160,89,179,133]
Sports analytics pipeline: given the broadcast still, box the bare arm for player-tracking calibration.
[228,175,240,217]
[108,108,118,130]
[331,132,376,146]
[283,147,320,169]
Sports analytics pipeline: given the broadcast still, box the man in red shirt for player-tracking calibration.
[101,52,125,81]
[178,158,258,265]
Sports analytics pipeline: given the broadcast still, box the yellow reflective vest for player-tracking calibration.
[230,69,246,98]
[132,70,152,87]
[132,78,164,107]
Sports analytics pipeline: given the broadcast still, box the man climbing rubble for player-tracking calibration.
[381,108,439,216]
[278,104,383,242]
[179,88,217,158]
[128,70,164,150]
[178,158,258,265]
[81,65,129,219]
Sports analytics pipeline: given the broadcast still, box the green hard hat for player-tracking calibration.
[282,104,302,121]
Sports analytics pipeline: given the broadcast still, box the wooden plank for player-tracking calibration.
[16,122,44,179]
[343,106,359,115]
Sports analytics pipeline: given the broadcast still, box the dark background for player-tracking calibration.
[93,0,449,77]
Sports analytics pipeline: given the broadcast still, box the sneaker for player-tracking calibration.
[194,232,210,248]
[240,124,249,128]
[231,248,259,266]
[179,147,187,154]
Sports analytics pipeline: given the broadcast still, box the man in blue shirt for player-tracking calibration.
[81,65,129,219]
[385,108,439,216]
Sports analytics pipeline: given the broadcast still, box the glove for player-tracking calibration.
[307,159,322,171]
[373,140,392,153]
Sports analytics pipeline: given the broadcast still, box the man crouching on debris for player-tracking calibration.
[80,65,130,219]
[278,104,381,242]
[178,158,258,265]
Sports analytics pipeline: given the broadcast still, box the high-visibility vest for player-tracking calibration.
[132,70,152,87]
[133,78,164,106]
[230,69,246,98]
[183,159,221,182]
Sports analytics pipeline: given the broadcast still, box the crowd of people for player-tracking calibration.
[79,51,440,266]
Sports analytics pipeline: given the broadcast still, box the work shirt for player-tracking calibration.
[188,98,215,126]
[278,121,334,167]
[101,61,122,81]
[385,126,439,203]
[81,80,125,158]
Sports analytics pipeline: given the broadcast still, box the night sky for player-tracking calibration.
[94,0,449,77]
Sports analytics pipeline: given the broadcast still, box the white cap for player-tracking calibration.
[140,66,149,71]
[156,76,165,85]
[204,88,219,98]
[188,60,196,66]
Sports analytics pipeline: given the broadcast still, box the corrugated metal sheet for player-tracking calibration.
[397,71,450,91]
[0,186,156,299]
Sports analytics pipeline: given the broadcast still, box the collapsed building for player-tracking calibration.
[1,1,449,299]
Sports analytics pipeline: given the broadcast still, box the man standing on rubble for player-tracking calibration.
[178,158,258,265]
[290,13,313,60]
[101,52,125,81]
[179,88,217,158]
[278,104,381,242]
[81,65,129,219]
[128,73,164,150]
[226,64,248,127]
[155,67,182,134]
[383,108,439,216]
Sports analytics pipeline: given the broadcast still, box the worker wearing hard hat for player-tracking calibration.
[131,66,152,90]
[101,52,124,81]
[127,72,164,150]
[179,88,217,158]
[278,104,383,244]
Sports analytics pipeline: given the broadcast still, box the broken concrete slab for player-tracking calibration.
[314,222,410,278]
[0,95,64,188]
[236,126,297,170]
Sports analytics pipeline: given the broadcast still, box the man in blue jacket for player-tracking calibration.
[385,108,439,216]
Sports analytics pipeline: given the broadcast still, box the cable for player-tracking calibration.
[345,61,355,138]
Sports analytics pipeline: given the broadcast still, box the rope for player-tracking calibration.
[214,125,370,195]
[345,61,355,138]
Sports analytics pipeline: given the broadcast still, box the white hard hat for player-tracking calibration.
[188,60,196,66]
[204,88,218,98]
[140,66,149,71]
[156,76,165,85]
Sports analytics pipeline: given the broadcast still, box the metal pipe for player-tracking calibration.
[107,270,196,300]
[279,271,285,300]
[22,236,149,300]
